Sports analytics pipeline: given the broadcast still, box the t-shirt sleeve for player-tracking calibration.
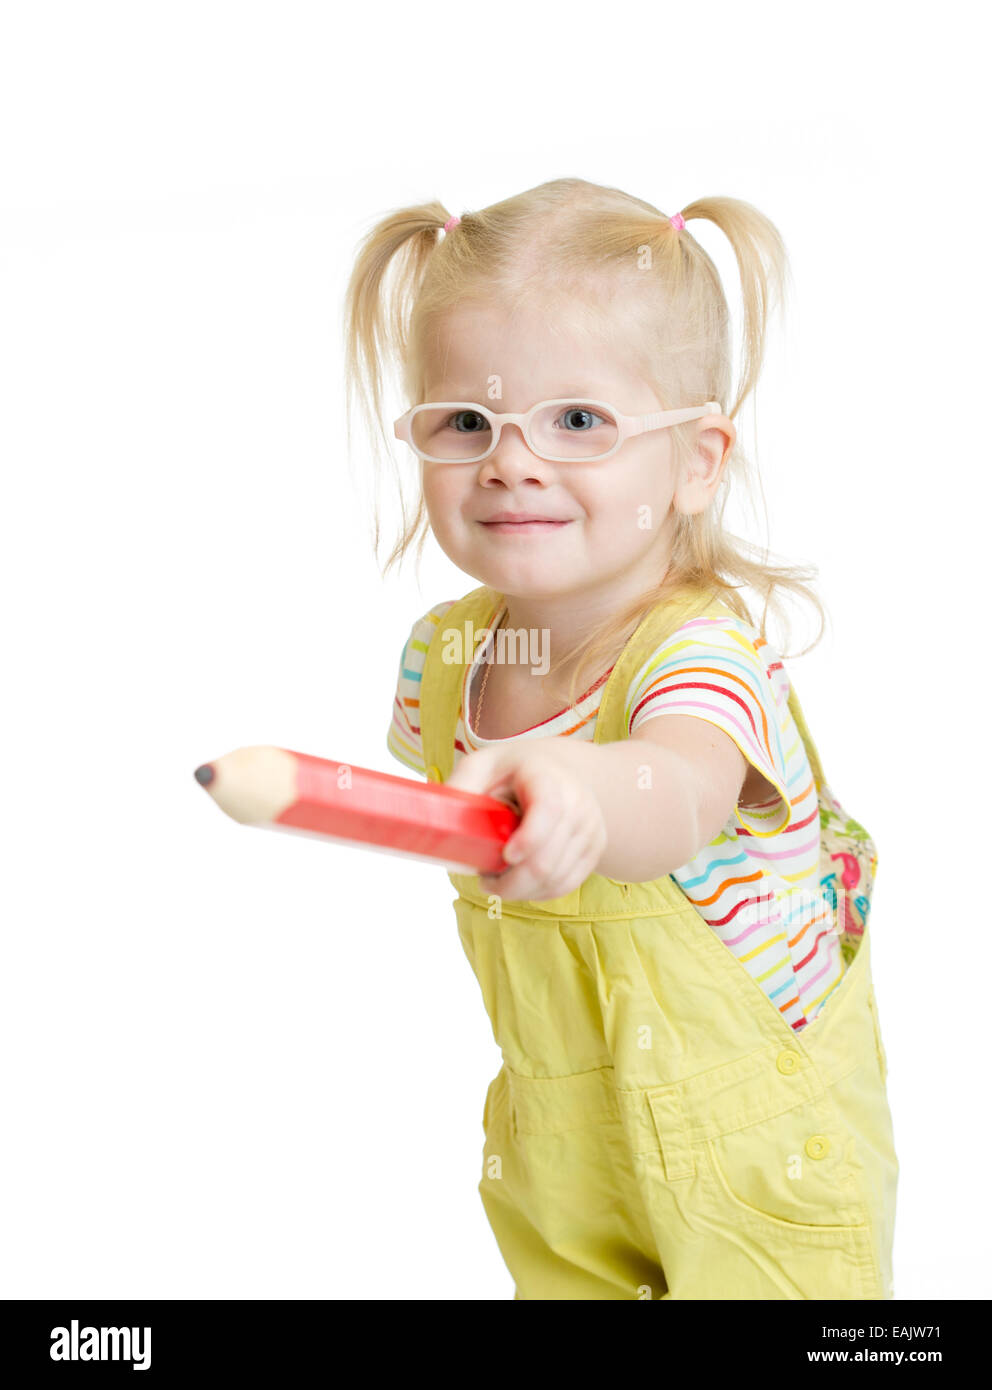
[386,600,458,777]
[625,615,793,837]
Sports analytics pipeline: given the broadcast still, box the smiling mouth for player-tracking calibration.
[479,519,573,533]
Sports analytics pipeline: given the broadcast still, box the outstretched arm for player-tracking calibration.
[445,718,749,900]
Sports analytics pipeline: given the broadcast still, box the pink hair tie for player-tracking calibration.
[443,216,461,232]
[669,212,686,230]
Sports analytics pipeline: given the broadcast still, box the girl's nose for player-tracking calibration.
[478,425,553,483]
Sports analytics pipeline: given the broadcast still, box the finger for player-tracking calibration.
[534,822,607,900]
[498,770,566,867]
[527,812,600,898]
[449,756,528,813]
[523,802,609,899]
[444,750,503,797]
[484,801,584,900]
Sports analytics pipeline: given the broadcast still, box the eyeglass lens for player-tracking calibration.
[410,402,620,461]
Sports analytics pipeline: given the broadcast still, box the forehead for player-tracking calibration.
[422,299,642,402]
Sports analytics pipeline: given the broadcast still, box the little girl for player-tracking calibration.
[345,178,898,1300]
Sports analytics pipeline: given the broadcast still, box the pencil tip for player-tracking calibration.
[194,763,215,787]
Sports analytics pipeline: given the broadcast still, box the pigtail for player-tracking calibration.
[667,197,820,661]
[677,197,792,420]
[342,201,454,570]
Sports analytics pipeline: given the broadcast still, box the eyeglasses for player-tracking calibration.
[392,398,723,464]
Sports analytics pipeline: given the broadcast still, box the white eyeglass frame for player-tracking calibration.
[393,398,724,464]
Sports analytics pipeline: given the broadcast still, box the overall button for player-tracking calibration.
[805,1134,830,1160]
[426,765,442,783]
[776,1049,802,1075]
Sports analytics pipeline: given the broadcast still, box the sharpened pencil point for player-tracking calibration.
[194,763,215,787]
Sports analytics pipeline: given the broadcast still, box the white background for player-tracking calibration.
[1,1,987,1300]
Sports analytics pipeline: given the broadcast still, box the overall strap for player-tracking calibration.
[420,585,502,783]
[784,685,827,794]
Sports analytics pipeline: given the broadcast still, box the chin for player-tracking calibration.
[486,567,582,599]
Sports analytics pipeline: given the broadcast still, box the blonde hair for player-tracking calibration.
[343,177,827,710]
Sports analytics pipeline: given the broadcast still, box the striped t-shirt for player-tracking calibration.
[387,600,845,1032]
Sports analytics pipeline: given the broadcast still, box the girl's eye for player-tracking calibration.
[449,410,491,434]
[555,407,607,431]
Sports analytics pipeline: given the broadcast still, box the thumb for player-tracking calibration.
[445,748,515,801]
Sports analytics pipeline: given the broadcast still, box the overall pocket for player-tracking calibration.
[697,1093,883,1299]
[704,1091,868,1230]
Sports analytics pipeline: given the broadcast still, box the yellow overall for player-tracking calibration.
[420,582,899,1300]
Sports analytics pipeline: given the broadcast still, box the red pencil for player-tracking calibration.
[194,746,520,874]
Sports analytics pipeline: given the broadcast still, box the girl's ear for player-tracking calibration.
[674,415,735,515]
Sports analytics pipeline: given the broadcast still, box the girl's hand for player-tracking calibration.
[444,741,608,902]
